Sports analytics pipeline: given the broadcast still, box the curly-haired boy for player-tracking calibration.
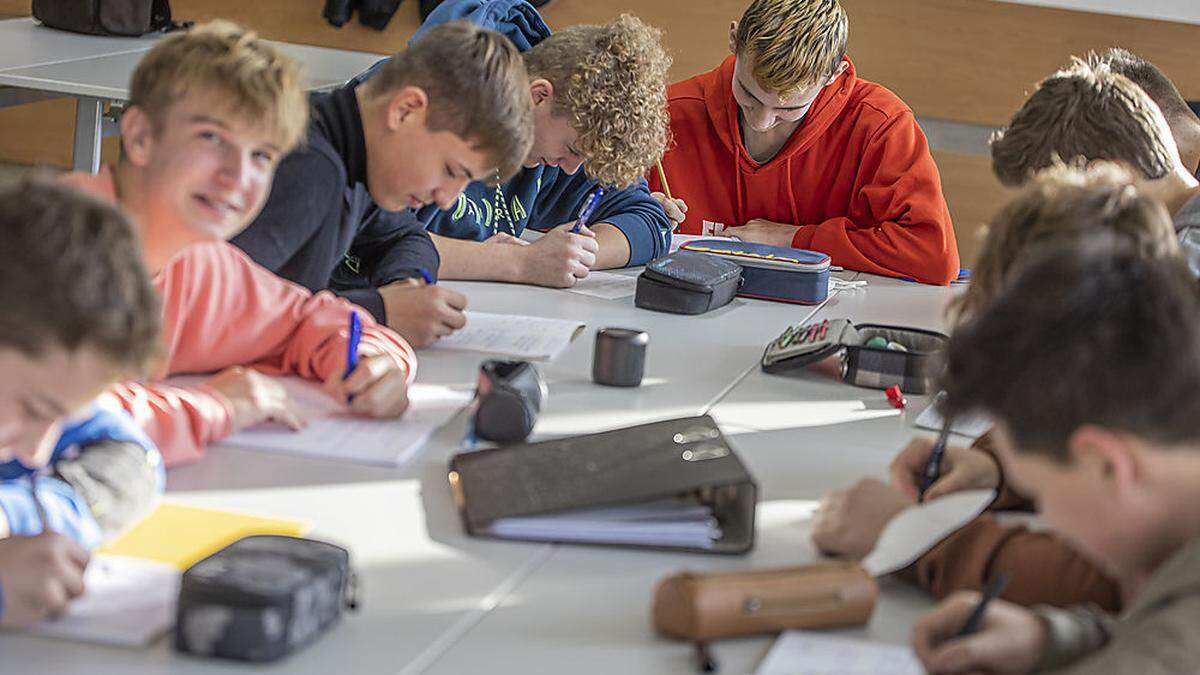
[406,0,674,288]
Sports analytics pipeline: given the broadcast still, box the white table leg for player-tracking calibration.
[72,96,103,174]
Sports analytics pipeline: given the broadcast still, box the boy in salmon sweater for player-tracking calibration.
[647,0,959,284]
[63,22,417,467]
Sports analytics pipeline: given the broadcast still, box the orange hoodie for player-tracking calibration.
[649,56,959,285]
[63,167,418,467]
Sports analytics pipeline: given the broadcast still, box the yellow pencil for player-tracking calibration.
[655,158,673,201]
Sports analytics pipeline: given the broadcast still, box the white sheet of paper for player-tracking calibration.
[861,489,996,577]
[431,311,585,361]
[31,554,180,647]
[914,391,993,438]
[218,377,472,467]
[756,631,923,675]
[562,271,638,300]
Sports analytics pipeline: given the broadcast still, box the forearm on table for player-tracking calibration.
[431,233,525,282]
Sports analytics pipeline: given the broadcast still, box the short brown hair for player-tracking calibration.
[734,0,848,97]
[990,59,1177,187]
[953,163,1178,324]
[363,21,533,184]
[524,14,670,187]
[0,177,161,376]
[129,20,309,153]
[1095,48,1200,125]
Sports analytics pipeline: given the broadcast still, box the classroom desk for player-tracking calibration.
[0,18,382,173]
[0,272,958,673]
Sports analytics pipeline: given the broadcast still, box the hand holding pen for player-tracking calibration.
[324,309,411,419]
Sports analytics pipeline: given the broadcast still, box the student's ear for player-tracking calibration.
[828,60,850,84]
[728,22,738,54]
[529,78,554,108]
[1068,425,1142,495]
[385,86,430,131]
[119,105,155,167]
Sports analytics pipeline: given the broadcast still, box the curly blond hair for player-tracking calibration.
[735,0,848,97]
[524,14,670,187]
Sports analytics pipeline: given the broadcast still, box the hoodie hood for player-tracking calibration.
[703,54,857,174]
[351,0,551,87]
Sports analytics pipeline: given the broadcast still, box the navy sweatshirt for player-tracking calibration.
[355,0,673,265]
[232,86,439,322]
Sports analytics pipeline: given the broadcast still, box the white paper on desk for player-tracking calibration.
[431,311,585,361]
[219,377,472,467]
[860,489,995,577]
[486,498,721,549]
[756,631,923,675]
[562,271,638,300]
[669,233,738,253]
[914,391,993,438]
[31,555,180,647]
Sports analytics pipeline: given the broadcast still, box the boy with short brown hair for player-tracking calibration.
[64,20,417,466]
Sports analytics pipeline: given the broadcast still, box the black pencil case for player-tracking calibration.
[174,535,358,662]
[761,319,948,394]
[635,251,742,315]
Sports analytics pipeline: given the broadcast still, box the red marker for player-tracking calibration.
[885,385,906,409]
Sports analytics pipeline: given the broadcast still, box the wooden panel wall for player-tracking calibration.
[0,0,1195,264]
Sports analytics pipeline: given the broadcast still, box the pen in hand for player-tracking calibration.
[918,420,954,501]
[572,188,604,234]
[958,573,1011,636]
[344,310,362,403]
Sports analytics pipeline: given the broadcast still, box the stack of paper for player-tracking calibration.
[431,311,585,361]
[218,377,473,467]
[485,497,721,549]
[756,631,923,675]
[913,391,993,438]
[31,555,180,647]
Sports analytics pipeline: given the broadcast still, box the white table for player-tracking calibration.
[0,271,960,673]
[0,18,383,173]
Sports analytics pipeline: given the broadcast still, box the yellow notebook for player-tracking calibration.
[97,501,309,570]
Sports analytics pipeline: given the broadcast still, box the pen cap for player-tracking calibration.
[592,327,648,387]
[652,561,877,641]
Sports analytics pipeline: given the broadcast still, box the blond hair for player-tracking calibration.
[363,21,533,184]
[734,0,848,97]
[952,163,1179,325]
[990,58,1177,188]
[524,14,671,187]
[129,20,309,153]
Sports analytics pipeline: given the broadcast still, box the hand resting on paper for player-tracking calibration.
[890,437,1002,502]
[812,478,914,559]
[323,354,410,419]
[205,366,306,434]
[0,533,89,627]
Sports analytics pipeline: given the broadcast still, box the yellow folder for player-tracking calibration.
[97,501,310,570]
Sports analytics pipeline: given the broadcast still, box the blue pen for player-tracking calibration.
[417,267,434,285]
[571,187,604,233]
[344,310,362,380]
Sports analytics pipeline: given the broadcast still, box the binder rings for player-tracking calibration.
[447,415,757,554]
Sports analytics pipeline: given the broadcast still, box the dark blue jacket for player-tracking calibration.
[356,0,672,265]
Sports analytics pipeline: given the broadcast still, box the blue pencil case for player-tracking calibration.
[679,240,830,305]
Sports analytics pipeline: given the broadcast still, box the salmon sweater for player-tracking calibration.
[62,167,418,467]
[649,56,959,284]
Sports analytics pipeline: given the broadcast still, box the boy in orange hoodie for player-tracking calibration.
[648,0,959,284]
[62,22,417,466]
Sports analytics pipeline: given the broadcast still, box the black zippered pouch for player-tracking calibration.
[32,0,185,37]
[635,251,742,315]
[174,535,358,663]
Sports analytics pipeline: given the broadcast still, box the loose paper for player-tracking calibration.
[562,271,638,300]
[431,311,585,361]
[756,631,923,675]
[31,555,180,647]
[861,489,996,577]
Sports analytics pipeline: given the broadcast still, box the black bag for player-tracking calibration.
[174,535,358,663]
[33,0,185,37]
[635,252,742,315]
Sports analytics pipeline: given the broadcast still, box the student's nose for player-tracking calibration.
[435,176,471,210]
[12,419,60,469]
[749,108,776,132]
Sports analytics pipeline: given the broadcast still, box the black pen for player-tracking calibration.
[918,420,953,501]
[958,573,1011,636]
[694,641,718,673]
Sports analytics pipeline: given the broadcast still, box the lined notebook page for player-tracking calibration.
[756,631,923,675]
